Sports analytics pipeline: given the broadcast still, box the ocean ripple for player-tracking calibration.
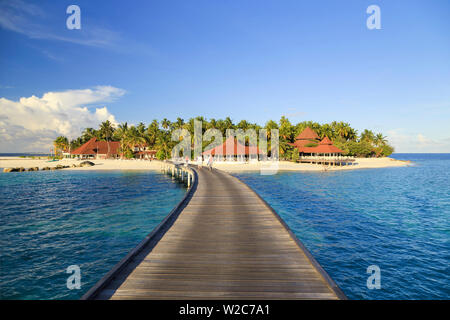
[233,154,450,299]
[0,170,186,300]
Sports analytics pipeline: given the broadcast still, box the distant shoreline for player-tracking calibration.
[0,153,51,157]
[0,157,410,172]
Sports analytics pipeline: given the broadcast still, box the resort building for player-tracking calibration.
[202,136,263,162]
[290,128,353,166]
[296,136,344,157]
[133,144,157,160]
[71,138,120,159]
[289,127,320,149]
[62,151,71,158]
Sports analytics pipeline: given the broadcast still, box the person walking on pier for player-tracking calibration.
[207,155,213,171]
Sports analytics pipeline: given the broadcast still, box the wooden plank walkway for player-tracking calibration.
[83,166,346,300]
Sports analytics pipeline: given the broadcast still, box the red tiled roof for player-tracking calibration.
[295,127,320,140]
[319,136,333,145]
[203,136,263,156]
[298,144,343,154]
[71,138,120,155]
[71,138,96,155]
[294,136,343,154]
[289,137,344,153]
[288,140,317,148]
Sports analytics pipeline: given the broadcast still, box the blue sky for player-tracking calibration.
[0,0,449,152]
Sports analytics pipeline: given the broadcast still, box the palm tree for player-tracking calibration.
[146,120,160,148]
[113,122,128,141]
[99,120,115,157]
[125,127,146,148]
[155,130,172,159]
[175,117,184,129]
[279,116,293,141]
[237,120,251,130]
[183,118,196,144]
[161,118,171,130]
[279,139,294,159]
[215,119,225,134]
[360,129,375,144]
[347,127,358,141]
[53,136,69,156]
[224,117,233,127]
[319,123,334,140]
[70,137,84,151]
[82,128,99,142]
[136,122,146,136]
[264,120,279,139]
[222,117,234,135]
[207,118,217,129]
[263,120,279,156]
[375,133,387,146]
[333,121,352,140]
[194,116,206,134]
[118,126,146,158]
[249,122,261,131]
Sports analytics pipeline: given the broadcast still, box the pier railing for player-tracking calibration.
[298,155,356,166]
[82,162,346,300]
[161,161,195,188]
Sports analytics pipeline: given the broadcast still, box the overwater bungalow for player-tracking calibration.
[71,138,120,159]
[202,136,263,162]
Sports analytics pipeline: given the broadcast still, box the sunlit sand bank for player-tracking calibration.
[0,158,163,171]
[0,157,410,173]
[211,158,410,172]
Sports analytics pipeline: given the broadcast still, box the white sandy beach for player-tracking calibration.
[0,157,410,173]
[0,157,163,171]
[212,158,411,172]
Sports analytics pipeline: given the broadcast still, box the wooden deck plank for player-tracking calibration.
[84,165,345,300]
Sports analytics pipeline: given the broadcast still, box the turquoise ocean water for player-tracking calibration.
[233,154,450,299]
[1,154,449,299]
[0,170,186,299]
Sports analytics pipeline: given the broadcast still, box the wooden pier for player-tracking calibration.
[299,157,356,166]
[82,163,346,300]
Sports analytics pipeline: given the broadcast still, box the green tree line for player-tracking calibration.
[53,117,394,160]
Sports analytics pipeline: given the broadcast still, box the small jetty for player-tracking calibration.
[82,163,346,300]
[298,157,356,166]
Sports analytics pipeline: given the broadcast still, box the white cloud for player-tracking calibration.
[387,129,450,153]
[0,86,125,152]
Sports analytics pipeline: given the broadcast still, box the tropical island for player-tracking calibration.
[1,117,409,172]
[54,117,394,160]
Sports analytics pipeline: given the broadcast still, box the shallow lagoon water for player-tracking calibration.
[233,154,450,299]
[0,170,186,299]
[1,154,449,300]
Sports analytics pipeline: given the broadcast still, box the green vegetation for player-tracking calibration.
[305,142,318,147]
[56,118,394,160]
[291,149,300,163]
[53,136,69,158]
